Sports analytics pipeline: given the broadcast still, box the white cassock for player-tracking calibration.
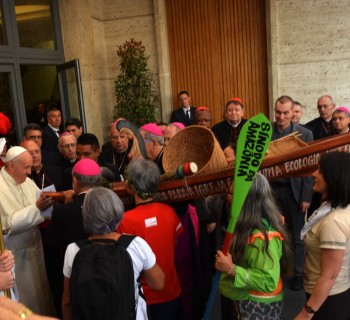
[0,167,54,315]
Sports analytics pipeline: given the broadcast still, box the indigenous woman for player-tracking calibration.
[215,173,292,319]
[295,151,350,320]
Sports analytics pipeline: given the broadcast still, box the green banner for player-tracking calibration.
[227,113,272,234]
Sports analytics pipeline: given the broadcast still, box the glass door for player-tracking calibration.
[57,59,86,132]
[0,65,23,145]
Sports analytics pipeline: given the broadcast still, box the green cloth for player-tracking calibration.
[219,219,284,303]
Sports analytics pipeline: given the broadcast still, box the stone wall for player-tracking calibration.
[59,0,350,139]
[58,0,162,143]
[267,0,350,123]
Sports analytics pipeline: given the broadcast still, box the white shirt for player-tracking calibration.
[63,236,156,319]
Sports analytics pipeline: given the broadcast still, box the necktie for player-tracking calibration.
[185,109,190,122]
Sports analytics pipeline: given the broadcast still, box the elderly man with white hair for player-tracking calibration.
[0,146,54,315]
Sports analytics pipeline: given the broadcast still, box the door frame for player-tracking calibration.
[57,59,87,133]
[0,64,25,142]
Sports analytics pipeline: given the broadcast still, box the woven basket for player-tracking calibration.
[265,134,308,159]
[162,125,227,176]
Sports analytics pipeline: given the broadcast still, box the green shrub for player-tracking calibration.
[113,39,159,126]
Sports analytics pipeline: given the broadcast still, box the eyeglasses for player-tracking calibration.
[332,116,349,121]
[317,104,333,110]
[60,143,76,149]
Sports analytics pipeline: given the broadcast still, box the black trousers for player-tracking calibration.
[306,287,350,320]
[272,184,305,277]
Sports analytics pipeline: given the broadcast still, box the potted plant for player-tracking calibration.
[113,39,159,126]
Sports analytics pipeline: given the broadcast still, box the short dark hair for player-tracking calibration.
[225,99,244,110]
[23,123,42,136]
[293,101,302,108]
[319,151,350,208]
[65,117,82,129]
[178,90,189,97]
[47,105,61,115]
[275,95,294,107]
[77,133,100,151]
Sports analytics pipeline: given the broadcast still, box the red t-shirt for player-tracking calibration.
[117,202,183,304]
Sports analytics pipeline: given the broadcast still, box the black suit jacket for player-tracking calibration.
[29,164,64,191]
[42,125,59,152]
[44,193,87,249]
[42,125,61,165]
[170,106,196,126]
[305,117,336,141]
[99,141,129,177]
[43,193,88,316]
[211,119,247,149]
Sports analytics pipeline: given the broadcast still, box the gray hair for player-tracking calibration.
[82,187,124,235]
[73,172,101,188]
[127,159,160,195]
[144,131,164,146]
[318,95,334,105]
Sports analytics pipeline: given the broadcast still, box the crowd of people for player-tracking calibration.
[0,91,349,320]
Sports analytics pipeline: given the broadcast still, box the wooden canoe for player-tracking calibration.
[112,133,350,204]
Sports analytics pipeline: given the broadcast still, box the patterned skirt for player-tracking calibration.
[233,299,283,320]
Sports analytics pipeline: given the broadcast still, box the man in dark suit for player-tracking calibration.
[43,159,101,317]
[270,95,314,291]
[305,95,337,140]
[170,90,196,126]
[42,105,62,165]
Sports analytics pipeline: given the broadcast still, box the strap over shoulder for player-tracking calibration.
[75,235,136,249]
[117,234,136,249]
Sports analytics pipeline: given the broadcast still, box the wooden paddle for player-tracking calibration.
[202,113,272,319]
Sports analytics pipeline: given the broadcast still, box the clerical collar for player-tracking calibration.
[35,165,43,174]
[227,120,241,128]
[115,148,127,154]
